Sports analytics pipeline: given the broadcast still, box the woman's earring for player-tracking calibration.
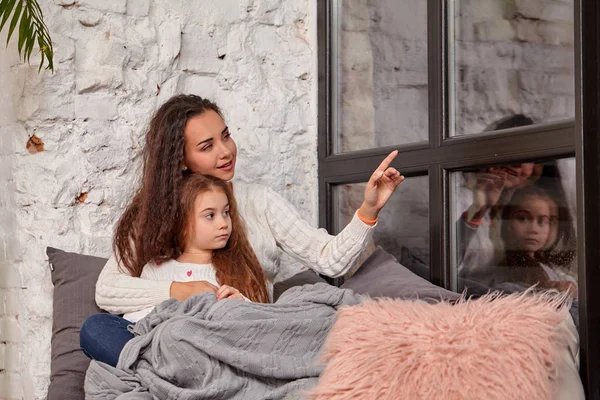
[182,166,188,171]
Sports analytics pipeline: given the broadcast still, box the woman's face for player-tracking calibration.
[183,110,237,181]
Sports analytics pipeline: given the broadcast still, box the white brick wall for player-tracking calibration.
[0,1,318,398]
[1,21,23,400]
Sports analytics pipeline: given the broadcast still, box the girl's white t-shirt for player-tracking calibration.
[122,259,248,323]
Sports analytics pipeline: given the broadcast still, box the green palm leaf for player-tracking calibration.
[0,0,53,72]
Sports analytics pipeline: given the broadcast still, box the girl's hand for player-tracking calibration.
[217,285,245,301]
[359,150,405,220]
[545,281,578,299]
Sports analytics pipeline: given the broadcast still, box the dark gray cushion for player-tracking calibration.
[398,245,430,280]
[341,246,460,303]
[273,269,328,301]
[47,247,108,400]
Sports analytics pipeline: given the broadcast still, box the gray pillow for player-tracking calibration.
[273,269,328,301]
[47,247,108,400]
[341,246,460,303]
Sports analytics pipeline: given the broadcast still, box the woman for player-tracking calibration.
[81,94,404,364]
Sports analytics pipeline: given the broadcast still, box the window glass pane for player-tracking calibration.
[333,0,428,153]
[451,0,575,135]
[334,176,429,279]
[451,158,577,301]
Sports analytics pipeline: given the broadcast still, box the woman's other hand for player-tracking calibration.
[467,172,507,221]
[216,285,245,301]
[170,280,218,301]
[359,150,405,220]
[466,164,536,222]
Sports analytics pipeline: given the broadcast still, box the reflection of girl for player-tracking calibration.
[457,116,577,286]
[456,160,576,284]
[456,163,537,281]
[492,186,577,297]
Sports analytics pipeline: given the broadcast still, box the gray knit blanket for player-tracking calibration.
[84,283,363,399]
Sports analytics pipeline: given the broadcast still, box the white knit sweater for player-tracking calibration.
[95,181,375,314]
[122,260,251,322]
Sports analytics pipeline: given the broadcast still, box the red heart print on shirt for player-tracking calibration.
[187,270,192,277]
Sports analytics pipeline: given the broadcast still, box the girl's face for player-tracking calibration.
[183,110,237,181]
[184,189,232,253]
[506,195,556,257]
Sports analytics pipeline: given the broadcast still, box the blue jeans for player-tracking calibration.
[80,313,134,367]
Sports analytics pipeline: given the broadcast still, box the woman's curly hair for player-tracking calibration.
[113,94,267,305]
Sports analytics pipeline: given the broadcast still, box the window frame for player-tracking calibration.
[575,0,600,395]
[318,0,599,395]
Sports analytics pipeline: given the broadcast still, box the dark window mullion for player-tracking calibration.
[317,0,331,161]
[429,165,449,288]
[427,0,448,148]
[322,168,430,186]
[317,0,331,233]
[439,149,576,171]
[427,0,449,287]
[576,0,600,396]
[319,127,575,181]
[318,178,331,241]
[324,179,344,286]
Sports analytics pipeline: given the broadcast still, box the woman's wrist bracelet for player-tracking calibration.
[357,209,378,225]
[462,211,483,227]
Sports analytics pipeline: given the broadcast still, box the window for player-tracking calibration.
[318,0,599,394]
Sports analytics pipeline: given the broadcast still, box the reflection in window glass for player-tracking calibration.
[452,158,577,300]
[451,0,575,135]
[334,176,429,279]
[333,0,428,153]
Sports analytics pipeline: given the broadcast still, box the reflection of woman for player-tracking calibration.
[456,115,577,288]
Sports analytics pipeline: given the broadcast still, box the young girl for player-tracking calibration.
[123,174,269,323]
[493,185,577,296]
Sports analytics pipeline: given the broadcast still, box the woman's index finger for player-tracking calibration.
[376,150,399,172]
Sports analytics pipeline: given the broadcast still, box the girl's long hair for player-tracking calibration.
[178,175,269,303]
[114,95,222,278]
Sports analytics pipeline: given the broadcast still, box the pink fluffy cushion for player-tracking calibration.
[308,290,570,400]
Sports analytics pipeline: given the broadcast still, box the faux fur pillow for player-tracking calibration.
[308,290,571,400]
